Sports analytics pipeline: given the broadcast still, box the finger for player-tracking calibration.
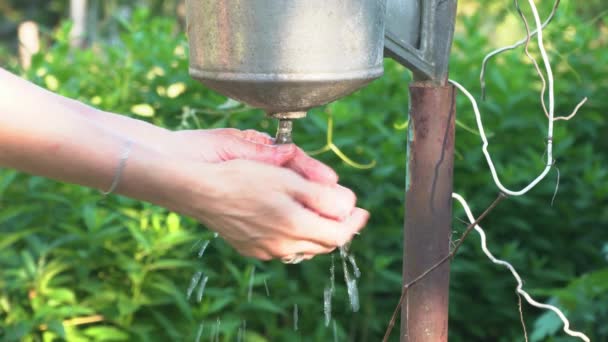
[215,128,274,145]
[285,148,338,185]
[263,239,336,259]
[239,246,273,261]
[241,129,273,144]
[216,129,338,184]
[221,136,296,165]
[290,181,356,220]
[289,207,370,248]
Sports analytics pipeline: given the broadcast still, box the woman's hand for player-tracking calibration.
[0,67,369,261]
[172,159,369,261]
[166,128,339,185]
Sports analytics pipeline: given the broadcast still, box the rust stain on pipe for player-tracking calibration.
[401,83,456,342]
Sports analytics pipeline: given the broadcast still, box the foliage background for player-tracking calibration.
[1,0,607,341]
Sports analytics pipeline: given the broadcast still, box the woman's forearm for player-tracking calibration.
[0,68,182,204]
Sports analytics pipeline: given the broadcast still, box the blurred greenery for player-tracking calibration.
[1,1,607,341]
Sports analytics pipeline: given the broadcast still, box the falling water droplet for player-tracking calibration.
[190,238,203,252]
[333,320,338,342]
[187,271,203,300]
[196,275,208,303]
[237,320,247,342]
[197,240,210,258]
[212,318,220,342]
[213,232,219,239]
[263,277,270,297]
[324,286,332,327]
[247,266,256,302]
[348,254,361,279]
[340,247,360,312]
[330,255,335,291]
[343,258,360,312]
[293,304,299,331]
[324,254,336,326]
[194,322,204,342]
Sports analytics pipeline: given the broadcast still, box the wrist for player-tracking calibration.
[91,108,173,152]
[115,141,217,220]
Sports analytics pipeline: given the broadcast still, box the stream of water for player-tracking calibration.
[340,245,361,312]
[324,255,335,326]
[195,275,208,303]
[247,266,256,302]
[194,323,204,342]
[187,271,203,300]
[187,232,363,340]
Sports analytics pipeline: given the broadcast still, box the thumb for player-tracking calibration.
[222,137,296,165]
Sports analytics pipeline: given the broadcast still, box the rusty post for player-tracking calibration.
[401,83,456,342]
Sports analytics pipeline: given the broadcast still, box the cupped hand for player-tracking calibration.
[176,159,369,260]
[167,128,338,185]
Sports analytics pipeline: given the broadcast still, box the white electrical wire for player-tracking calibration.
[449,79,553,196]
[452,193,591,342]
[449,0,558,197]
[447,1,591,340]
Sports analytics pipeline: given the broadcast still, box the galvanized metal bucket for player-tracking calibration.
[185,0,387,117]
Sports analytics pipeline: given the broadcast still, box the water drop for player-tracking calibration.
[194,322,203,342]
[348,254,361,279]
[196,275,208,303]
[212,318,220,342]
[197,240,210,258]
[247,266,256,302]
[342,255,359,312]
[263,277,270,297]
[333,320,338,342]
[324,286,332,327]
[293,304,299,331]
[330,255,335,291]
[187,271,203,300]
[237,320,247,342]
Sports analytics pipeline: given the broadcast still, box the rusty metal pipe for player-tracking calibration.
[401,83,456,342]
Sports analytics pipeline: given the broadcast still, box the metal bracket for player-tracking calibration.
[384,0,458,84]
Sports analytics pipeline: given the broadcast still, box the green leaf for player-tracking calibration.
[145,259,196,271]
[44,288,76,305]
[531,310,563,342]
[46,320,66,339]
[84,326,130,341]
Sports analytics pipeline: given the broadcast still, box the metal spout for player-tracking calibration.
[268,111,306,145]
[275,119,293,144]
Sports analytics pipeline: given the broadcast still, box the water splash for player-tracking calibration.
[190,238,203,252]
[343,258,360,312]
[324,255,336,326]
[196,275,209,303]
[333,320,338,342]
[348,254,361,279]
[323,287,333,327]
[293,304,299,331]
[263,277,270,297]
[247,266,256,302]
[237,320,247,342]
[194,322,204,342]
[197,240,210,258]
[187,271,203,300]
[330,254,336,290]
[212,318,220,342]
[339,246,360,312]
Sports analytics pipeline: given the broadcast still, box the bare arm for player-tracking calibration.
[0,68,369,260]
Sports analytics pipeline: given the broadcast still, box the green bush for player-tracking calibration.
[1,2,607,341]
